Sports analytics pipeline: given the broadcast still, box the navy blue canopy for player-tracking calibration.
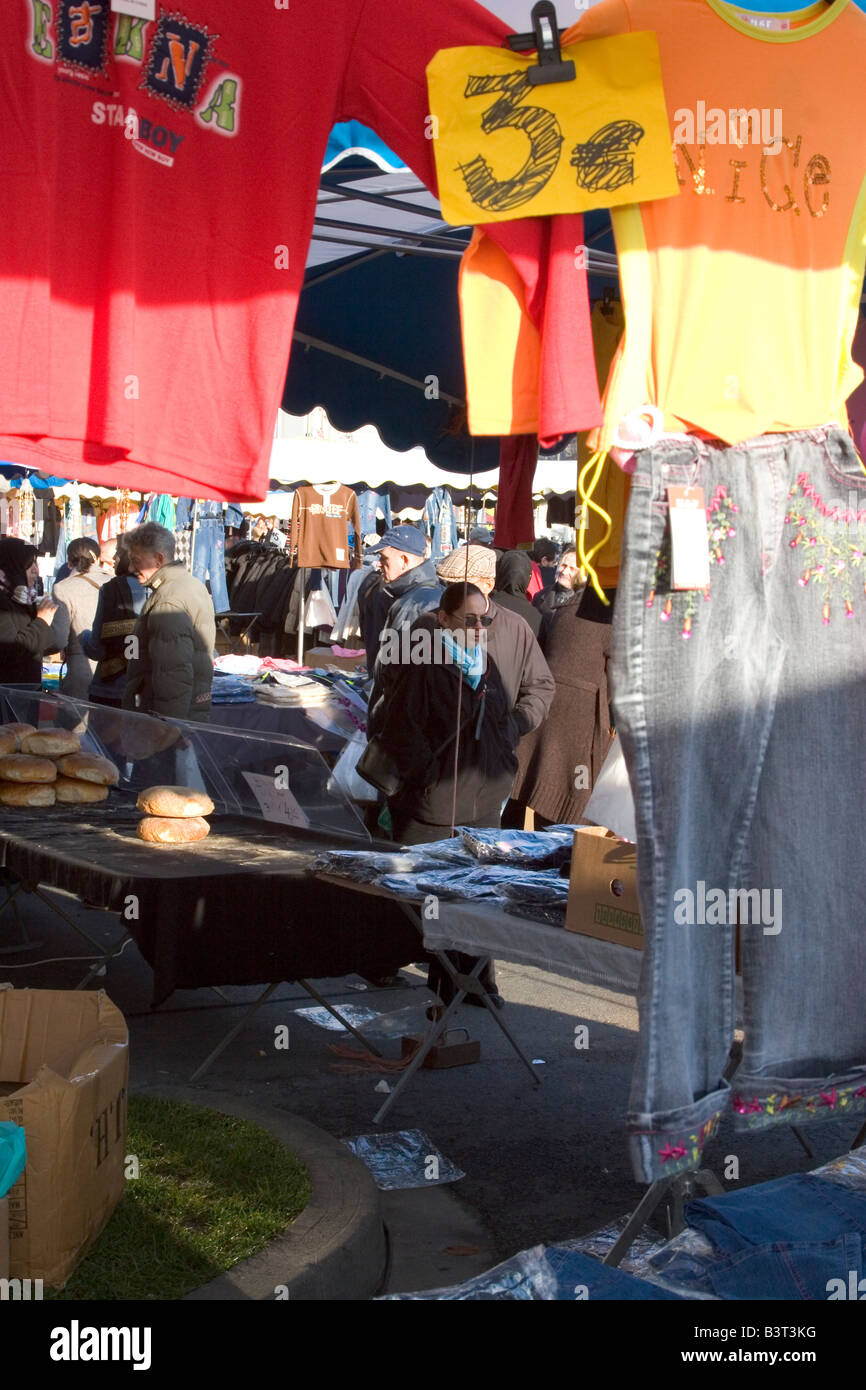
[284,136,617,474]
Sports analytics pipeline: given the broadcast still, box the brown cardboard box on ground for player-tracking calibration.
[304,646,367,673]
[566,826,643,950]
[0,988,129,1288]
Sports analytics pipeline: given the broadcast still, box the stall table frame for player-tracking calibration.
[314,873,544,1123]
[0,807,421,1079]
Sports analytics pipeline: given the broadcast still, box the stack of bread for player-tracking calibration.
[0,726,119,807]
[136,786,215,845]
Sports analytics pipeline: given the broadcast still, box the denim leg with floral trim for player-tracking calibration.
[610,426,866,1184]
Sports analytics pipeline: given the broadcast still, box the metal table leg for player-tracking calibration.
[297,978,384,1059]
[189,981,281,1081]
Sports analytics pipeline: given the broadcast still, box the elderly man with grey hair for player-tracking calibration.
[122,522,216,722]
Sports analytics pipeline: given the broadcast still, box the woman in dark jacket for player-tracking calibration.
[0,537,61,686]
[81,533,147,706]
[492,550,542,638]
[381,583,519,841]
[379,582,521,1007]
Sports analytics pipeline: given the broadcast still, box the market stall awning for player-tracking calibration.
[287,151,618,474]
[269,420,578,496]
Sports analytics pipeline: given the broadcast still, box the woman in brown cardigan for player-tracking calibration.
[510,588,615,827]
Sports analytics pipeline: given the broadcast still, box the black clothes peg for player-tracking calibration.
[505,2,576,86]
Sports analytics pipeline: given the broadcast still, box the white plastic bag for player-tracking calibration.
[582,735,637,842]
[329,733,380,803]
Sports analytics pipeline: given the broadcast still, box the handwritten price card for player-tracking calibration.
[427,31,677,225]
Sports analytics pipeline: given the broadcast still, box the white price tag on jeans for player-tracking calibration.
[668,486,710,590]
[111,0,156,19]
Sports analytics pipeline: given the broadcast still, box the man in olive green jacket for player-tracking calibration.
[122,522,215,722]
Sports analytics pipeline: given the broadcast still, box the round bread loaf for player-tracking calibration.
[0,754,58,783]
[54,777,110,804]
[0,781,56,807]
[56,752,119,786]
[137,815,210,844]
[0,731,19,757]
[136,786,214,818]
[20,729,81,758]
[2,723,36,747]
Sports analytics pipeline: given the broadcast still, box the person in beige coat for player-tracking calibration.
[52,538,111,699]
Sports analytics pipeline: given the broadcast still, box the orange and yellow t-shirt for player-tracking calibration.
[462,0,866,449]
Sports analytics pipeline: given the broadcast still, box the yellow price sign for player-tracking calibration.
[427,31,678,225]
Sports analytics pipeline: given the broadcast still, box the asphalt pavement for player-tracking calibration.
[1,885,859,1295]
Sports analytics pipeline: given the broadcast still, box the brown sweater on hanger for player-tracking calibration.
[289,484,362,569]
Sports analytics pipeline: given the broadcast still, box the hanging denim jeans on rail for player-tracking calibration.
[356,488,392,540]
[192,517,230,613]
[609,426,866,1183]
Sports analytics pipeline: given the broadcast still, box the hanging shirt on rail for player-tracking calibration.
[0,0,601,500]
[462,0,866,450]
[290,484,362,570]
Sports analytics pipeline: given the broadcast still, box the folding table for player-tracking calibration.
[313,875,644,1124]
[0,806,422,1077]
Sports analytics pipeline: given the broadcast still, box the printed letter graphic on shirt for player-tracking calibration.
[30,0,54,61]
[427,32,677,225]
[142,11,215,110]
[58,0,112,74]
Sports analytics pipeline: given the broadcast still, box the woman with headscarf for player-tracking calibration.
[492,550,542,638]
[52,537,111,699]
[0,537,62,686]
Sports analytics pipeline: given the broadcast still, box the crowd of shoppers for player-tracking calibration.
[1,508,605,1010]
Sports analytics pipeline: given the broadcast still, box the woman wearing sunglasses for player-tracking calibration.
[376,581,525,1007]
[377,580,520,849]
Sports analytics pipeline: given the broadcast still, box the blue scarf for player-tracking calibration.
[440,630,485,689]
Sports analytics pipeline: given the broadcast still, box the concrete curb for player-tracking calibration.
[139,1087,386,1302]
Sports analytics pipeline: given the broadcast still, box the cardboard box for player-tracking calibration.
[566,826,643,950]
[304,647,367,673]
[0,988,129,1288]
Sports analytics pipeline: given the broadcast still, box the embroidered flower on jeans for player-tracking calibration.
[785,474,866,624]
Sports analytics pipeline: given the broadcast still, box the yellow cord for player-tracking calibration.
[577,449,612,605]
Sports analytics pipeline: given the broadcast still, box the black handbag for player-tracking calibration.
[355,736,404,798]
[357,695,482,800]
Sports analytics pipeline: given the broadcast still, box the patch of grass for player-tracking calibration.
[48,1094,311,1301]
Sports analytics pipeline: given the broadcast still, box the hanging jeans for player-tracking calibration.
[609,425,866,1184]
[192,518,230,613]
[356,488,392,539]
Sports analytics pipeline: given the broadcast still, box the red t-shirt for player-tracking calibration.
[0,0,599,500]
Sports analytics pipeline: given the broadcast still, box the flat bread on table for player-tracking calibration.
[0,754,58,783]
[137,815,211,844]
[20,729,81,758]
[0,723,36,755]
[54,777,110,804]
[136,786,215,818]
[56,752,119,786]
[0,782,56,807]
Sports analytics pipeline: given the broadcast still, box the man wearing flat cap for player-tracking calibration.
[435,545,554,738]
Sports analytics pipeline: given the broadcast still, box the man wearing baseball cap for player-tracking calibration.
[360,524,442,672]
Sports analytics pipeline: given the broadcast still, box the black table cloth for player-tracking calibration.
[0,805,420,1005]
